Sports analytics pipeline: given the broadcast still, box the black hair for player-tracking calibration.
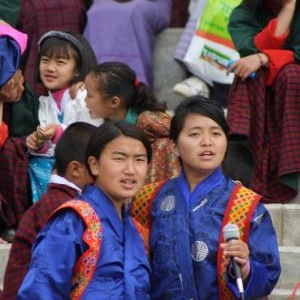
[170,95,229,142]
[88,61,167,113]
[54,122,96,176]
[36,30,97,84]
[86,120,152,175]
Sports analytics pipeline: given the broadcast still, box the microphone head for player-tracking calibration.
[223,223,240,241]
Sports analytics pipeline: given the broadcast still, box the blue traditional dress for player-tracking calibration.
[17,184,150,300]
[138,168,281,300]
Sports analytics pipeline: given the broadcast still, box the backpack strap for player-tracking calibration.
[52,199,102,300]
[217,183,262,300]
[131,181,166,230]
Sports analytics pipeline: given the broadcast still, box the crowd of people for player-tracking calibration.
[2,0,298,298]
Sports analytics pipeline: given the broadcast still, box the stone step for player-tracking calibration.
[0,243,10,284]
[270,288,300,300]
[276,246,300,290]
[265,204,300,247]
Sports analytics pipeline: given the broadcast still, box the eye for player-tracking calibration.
[113,156,124,162]
[136,157,147,162]
[188,132,200,137]
[212,131,222,136]
[40,57,49,63]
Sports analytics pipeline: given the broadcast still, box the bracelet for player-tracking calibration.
[257,53,266,67]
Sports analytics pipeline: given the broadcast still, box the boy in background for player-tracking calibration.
[0,121,96,300]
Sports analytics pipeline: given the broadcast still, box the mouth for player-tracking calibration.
[199,151,214,158]
[44,74,56,82]
[120,179,137,189]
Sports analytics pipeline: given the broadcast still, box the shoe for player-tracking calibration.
[173,76,210,98]
[0,228,16,243]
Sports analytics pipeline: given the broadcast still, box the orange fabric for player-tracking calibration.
[217,184,261,300]
[52,200,102,300]
[0,122,8,148]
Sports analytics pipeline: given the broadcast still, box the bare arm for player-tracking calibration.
[275,0,296,36]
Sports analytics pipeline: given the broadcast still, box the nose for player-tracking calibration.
[201,133,213,146]
[45,61,55,72]
[124,159,135,174]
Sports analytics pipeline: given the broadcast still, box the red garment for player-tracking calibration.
[0,183,79,300]
[0,122,8,148]
[17,0,91,95]
[227,65,300,202]
[254,18,295,85]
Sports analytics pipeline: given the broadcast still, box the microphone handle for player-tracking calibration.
[230,257,245,300]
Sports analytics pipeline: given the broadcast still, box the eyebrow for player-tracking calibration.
[111,151,147,158]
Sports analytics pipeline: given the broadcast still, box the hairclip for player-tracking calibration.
[38,31,83,57]
[134,78,141,87]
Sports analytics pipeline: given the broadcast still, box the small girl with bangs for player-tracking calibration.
[26,30,102,203]
[84,61,180,183]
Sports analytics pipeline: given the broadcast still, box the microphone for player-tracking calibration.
[223,223,245,300]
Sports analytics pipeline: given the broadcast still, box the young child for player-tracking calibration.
[17,121,151,299]
[0,20,28,147]
[26,30,102,202]
[1,122,96,300]
[84,61,180,183]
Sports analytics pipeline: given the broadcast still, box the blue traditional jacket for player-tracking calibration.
[149,168,281,300]
[17,185,150,300]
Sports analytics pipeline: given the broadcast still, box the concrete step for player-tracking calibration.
[270,288,300,300]
[265,204,300,247]
[276,246,300,290]
[0,243,10,284]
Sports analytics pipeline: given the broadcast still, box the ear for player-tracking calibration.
[109,96,121,108]
[66,161,83,178]
[87,156,99,176]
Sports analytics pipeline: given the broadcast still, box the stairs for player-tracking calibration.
[267,203,300,300]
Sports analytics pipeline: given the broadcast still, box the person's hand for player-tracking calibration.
[227,54,265,81]
[36,124,57,140]
[221,239,250,279]
[69,81,85,99]
[26,131,45,150]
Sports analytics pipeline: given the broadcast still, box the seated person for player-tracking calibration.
[227,0,300,203]
[84,0,171,89]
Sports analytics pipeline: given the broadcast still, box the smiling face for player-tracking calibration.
[39,48,78,92]
[87,134,148,211]
[176,113,227,188]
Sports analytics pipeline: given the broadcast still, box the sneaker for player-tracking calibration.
[173,76,210,98]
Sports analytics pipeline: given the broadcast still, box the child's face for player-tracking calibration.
[88,135,148,205]
[84,74,113,119]
[39,52,78,92]
[0,69,24,102]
